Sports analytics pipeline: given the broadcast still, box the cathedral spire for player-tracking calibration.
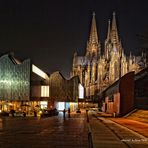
[107,19,111,41]
[89,12,99,44]
[111,12,119,44]
[86,12,100,58]
[104,19,111,60]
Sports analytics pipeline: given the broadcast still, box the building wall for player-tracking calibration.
[101,72,135,116]
[30,72,49,101]
[0,53,50,103]
[113,93,120,114]
[135,67,148,109]
[49,71,79,102]
[119,72,135,116]
[0,54,31,101]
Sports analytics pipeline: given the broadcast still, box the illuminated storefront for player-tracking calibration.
[0,53,50,113]
[55,101,78,112]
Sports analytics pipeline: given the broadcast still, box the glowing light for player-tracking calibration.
[57,102,65,110]
[41,86,49,97]
[40,101,48,109]
[79,84,84,99]
[70,102,78,112]
[32,65,49,80]
[39,110,42,114]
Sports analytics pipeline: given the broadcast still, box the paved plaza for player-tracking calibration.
[0,110,148,148]
[0,111,88,148]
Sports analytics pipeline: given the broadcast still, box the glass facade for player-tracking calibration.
[0,54,31,101]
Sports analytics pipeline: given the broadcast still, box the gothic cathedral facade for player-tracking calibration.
[71,12,147,100]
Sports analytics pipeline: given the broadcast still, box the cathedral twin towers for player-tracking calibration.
[71,12,146,99]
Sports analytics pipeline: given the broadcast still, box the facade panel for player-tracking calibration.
[0,54,30,101]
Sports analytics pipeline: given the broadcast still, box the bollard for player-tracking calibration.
[86,109,89,122]
[113,112,116,117]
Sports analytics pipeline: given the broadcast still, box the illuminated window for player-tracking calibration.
[40,101,48,109]
[57,102,65,110]
[41,86,49,97]
[79,84,84,99]
[32,65,49,80]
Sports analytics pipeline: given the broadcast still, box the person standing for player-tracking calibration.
[34,110,37,117]
[63,109,66,120]
[68,108,70,118]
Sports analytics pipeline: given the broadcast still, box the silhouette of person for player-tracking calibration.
[68,108,70,118]
[63,109,66,120]
[34,110,37,117]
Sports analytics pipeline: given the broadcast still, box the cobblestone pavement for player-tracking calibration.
[0,111,89,148]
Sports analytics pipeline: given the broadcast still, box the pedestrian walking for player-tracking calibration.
[34,110,37,117]
[63,109,66,120]
[10,109,15,117]
[23,111,26,117]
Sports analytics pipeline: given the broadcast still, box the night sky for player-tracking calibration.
[0,0,148,78]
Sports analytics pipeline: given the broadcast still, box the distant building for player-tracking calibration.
[49,71,80,111]
[71,12,147,101]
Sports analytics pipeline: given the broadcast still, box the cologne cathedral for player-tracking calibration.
[71,12,147,100]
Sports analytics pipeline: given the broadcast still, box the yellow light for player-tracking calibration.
[40,101,48,109]
[32,65,49,80]
[41,86,49,97]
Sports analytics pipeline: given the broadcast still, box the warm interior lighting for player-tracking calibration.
[32,65,49,80]
[40,101,48,109]
[41,86,49,97]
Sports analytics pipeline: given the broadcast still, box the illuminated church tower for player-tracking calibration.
[71,12,146,100]
[86,12,101,59]
[103,12,127,84]
[72,12,100,85]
